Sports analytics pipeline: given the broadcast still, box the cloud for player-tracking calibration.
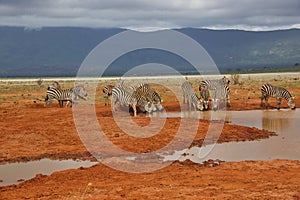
[0,0,299,30]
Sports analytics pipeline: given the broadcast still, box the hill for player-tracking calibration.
[0,26,299,77]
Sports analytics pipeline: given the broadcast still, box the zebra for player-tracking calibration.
[260,83,295,110]
[211,85,231,111]
[134,83,163,111]
[199,76,231,110]
[44,88,73,108]
[68,85,88,106]
[181,81,204,111]
[199,76,230,91]
[111,87,154,116]
[103,84,114,106]
[44,86,88,108]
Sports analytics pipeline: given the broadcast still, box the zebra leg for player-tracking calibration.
[265,96,269,109]
[276,97,282,110]
[212,98,218,111]
[65,100,72,108]
[132,102,137,116]
[188,97,192,111]
[260,95,264,108]
[44,100,48,108]
[111,97,117,112]
[59,100,64,108]
[227,93,231,107]
[44,95,49,108]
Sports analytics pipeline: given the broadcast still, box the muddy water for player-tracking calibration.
[1,109,299,186]
[0,159,98,187]
[162,109,300,163]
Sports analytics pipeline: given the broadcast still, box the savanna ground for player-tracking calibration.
[0,73,300,199]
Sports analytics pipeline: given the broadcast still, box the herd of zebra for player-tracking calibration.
[103,80,163,116]
[103,76,296,116]
[183,76,295,111]
[42,76,296,114]
[182,76,231,111]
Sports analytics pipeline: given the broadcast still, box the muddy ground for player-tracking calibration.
[0,75,300,199]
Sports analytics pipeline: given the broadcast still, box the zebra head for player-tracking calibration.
[77,86,88,99]
[288,97,296,110]
[222,76,230,86]
[203,99,209,110]
[155,101,164,111]
[144,101,155,113]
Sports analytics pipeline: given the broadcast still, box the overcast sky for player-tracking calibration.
[0,0,299,31]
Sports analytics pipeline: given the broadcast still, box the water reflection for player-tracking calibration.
[162,109,300,163]
[262,110,293,132]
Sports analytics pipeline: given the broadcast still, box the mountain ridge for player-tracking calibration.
[0,26,299,77]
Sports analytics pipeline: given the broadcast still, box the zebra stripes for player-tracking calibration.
[260,83,295,110]
[44,88,73,108]
[134,83,163,111]
[212,85,231,110]
[111,86,155,116]
[44,86,88,108]
[199,76,231,110]
[199,76,230,91]
[181,81,204,111]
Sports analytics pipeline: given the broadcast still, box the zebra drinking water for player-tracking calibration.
[260,83,295,110]
[134,83,163,112]
[111,87,154,116]
[199,76,231,110]
[181,81,204,111]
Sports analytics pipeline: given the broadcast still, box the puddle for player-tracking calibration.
[160,109,300,163]
[1,109,299,186]
[0,159,98,187]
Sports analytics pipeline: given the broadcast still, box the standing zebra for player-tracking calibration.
[44,86,87,108]
[103,84,114,106]
[134,83,163,111]
[181,81,204,111]
[260,83,295,110]
[44,88,73,108]
[111,87,154,116]
[211,85,231,111]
